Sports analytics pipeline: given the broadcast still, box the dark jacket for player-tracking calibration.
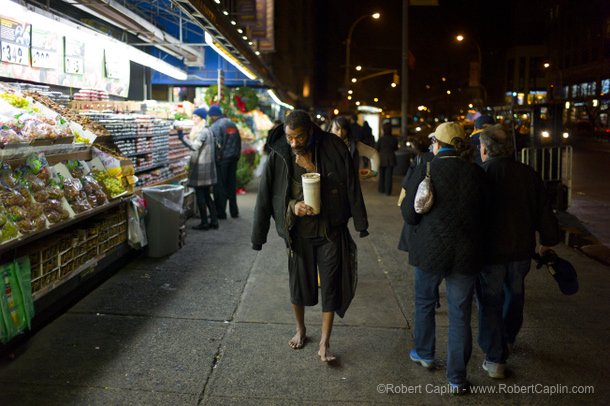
[401,149,488,274]
[398,151,434,252]
[251,124,368,250]
[211,117,241,160]
[481,156,560,263]
[376,133,398,167]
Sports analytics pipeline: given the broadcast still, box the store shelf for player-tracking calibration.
[134,162,170,174]
[125,150,155,157]
[0,198,126,253]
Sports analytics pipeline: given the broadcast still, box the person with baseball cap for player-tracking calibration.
[401,121,487,394]
[207,105,241,219]
[470,114,496,165]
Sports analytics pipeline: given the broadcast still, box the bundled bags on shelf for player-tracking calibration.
[0,257,34,344]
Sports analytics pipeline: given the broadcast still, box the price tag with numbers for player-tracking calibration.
[65,56,83,74]
[1,41,30,66]
[32,50,58,69]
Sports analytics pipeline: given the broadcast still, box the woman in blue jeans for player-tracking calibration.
[401,122,487,394]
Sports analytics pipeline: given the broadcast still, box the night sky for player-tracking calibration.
[311,0,548,111]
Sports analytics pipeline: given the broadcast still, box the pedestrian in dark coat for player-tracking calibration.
[376,123,398,195]
[208,105,241,219]
[251,110,368,363]
[475,124,560,379]
[401,121,487,393]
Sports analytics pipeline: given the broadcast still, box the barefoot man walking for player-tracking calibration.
[251,110,369,361]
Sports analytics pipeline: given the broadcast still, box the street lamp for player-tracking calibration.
[456,35,487,106]
[544,62,564,101]
[344,13,380,111]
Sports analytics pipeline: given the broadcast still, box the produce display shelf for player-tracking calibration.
[125,150,155,157]
[31,240,128,302]
[168,157,189,165]
[134,162,169,174]
[0,198,125,254]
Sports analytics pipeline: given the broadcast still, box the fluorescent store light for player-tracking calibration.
[267,89,294,110]
[0,0,188,81]
[205,32,257,80]
[127,51,187,80]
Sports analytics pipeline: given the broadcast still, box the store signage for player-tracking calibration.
[104,48,124,79]
[251,0,267,39]
[0,15,31,66]
[64,37,84,74]
[31,27,59,69]
[237,0,256,25]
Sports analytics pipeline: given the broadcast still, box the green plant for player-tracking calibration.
[235,154,254,189]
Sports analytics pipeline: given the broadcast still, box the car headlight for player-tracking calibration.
[563,132,569,139]
[542,131,550,138]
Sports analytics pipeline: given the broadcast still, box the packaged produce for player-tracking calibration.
[25,153,51,184]
[61,178,92,214]
[0,211,20,243]
[81,175,108,208]
[92,169,125,198]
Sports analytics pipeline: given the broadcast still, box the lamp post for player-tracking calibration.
[456,35,487,107]
[344,13,380,112]
[544,62,564,102]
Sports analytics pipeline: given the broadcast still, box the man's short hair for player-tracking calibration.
[284,110,312,132]
[479,124,514,158]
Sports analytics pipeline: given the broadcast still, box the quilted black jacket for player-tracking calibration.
[251,124,368,250]
[401,149,488,274]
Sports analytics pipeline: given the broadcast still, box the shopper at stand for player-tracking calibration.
[376,123,398,195]
[207,105,241,219]
[177,108,219,231]
[328,116,379,181]
[476,124,560,379]
[401,122,487,394]
[251,110,369,362]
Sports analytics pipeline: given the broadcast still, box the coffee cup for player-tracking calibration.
[301,173,321,215]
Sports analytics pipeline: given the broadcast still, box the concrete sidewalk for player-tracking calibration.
[0,175,608,405]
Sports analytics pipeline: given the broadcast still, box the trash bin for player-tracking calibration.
[142,184,184,258]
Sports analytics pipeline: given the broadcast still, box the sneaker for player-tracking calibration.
[449,381,468,395]
[482,360,506,379]
[410,349,436,369]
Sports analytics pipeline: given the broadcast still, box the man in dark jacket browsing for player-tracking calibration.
[476,124,560,379]
[251,110,369,362]
[208,105,241,219]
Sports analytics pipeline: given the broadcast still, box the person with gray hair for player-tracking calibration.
[476,124,560,379]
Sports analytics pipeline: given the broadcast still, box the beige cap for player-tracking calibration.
[428,122,466,145]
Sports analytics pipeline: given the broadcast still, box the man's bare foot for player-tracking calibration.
[318,343,336,362]
[288,328,306,349]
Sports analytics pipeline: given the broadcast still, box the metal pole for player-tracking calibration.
[344,15,368,113]
[401,0,409,142]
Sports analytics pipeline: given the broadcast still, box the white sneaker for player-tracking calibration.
[483,360,506,379]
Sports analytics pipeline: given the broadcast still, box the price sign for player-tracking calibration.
[65,56,83,74]
[32,50,58,69]
[64,37,85,74]
[31,27,59,69]
[1,41,29,65]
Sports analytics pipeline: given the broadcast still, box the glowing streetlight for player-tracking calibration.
[456,34,486,105]
[344,13,381,108]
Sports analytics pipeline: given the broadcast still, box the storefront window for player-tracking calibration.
[601,79,609,95]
